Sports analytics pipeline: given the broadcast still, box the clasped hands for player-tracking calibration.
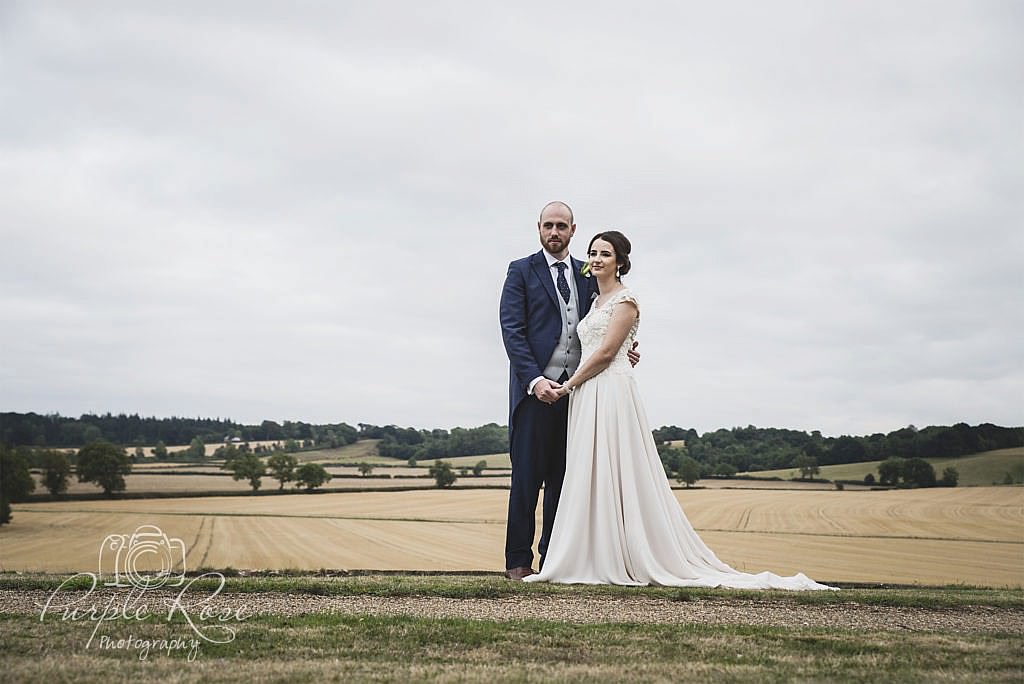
[533,378,567,404]
[533,342,640,405]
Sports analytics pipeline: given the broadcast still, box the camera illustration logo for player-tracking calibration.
[99,524,188,589]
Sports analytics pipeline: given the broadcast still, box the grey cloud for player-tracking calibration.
[2,1,1020,434]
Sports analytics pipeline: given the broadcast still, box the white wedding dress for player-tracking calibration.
[525,288,833,590]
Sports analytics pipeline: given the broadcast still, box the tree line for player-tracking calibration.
[363,423,508,461]
[651,422,1022,476]
[0,414,521,462]
[0,412,360,449]
[2,413,1019,471]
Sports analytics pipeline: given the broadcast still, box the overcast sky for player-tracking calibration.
[1,1,1021,437]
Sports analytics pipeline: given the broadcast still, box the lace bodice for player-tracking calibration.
[577,288,640,375]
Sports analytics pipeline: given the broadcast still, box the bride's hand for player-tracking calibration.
[536,379,563,404]
[627,340,640,367]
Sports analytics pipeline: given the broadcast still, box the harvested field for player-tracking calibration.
[32,471,832,498]
[418,453,513,468]
[294,440,385,463]
[149,440,283,458]
[3,487,1021,586]
[31,473,847,497]
[30,472,512,496]
[126,463,225,472]
[700,479,865,490]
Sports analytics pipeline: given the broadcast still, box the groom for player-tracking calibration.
[499,201,637,580]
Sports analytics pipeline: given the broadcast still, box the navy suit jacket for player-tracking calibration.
[499,250,597,431]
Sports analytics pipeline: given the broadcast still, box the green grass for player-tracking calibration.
[4,574,1021,681]
[745,447,1024,486]
[295,442,513,469]
[294,440,393,464]
[2,608,1021,682]
[4,573,1022,609]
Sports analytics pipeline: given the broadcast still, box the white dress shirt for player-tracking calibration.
[527,252,578,396]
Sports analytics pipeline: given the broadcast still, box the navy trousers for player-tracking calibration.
[505,393,569,570]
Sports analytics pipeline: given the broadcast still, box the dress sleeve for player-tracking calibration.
[613,289,639,322]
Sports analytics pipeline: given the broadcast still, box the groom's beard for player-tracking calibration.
[543,238,568,255]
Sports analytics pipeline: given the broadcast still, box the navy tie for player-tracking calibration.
[554,262,571,305]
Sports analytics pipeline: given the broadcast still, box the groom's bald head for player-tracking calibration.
[539,201,574,225]
[537,201,576,259]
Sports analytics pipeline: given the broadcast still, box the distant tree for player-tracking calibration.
[711,461,736,478]
[82,425,103,444]
[267,452,298,490]
[284,439,300,453]
[878,457,905,485]
[657,446,684,475]
[295,463,332,491]
[902,458,936,487]
[187,437,206,461]
[472,460,487,476]
[370,423,508,462]
[152,440,168,460]
[939,467,959,488]
[802,441,825,462]
[429,461,457,488]
[223,452,265,492]
[885,427,919,459]
[357,462,374,477]
[793,454,820,480]
[1,445,36,524]
[675,456,701,488]
[863,473,876,485]
[828,436,867,465]
[76,441,132,496]
[652,425,690,443]
[133,446,145,461]
[459,466,469,477]
[407,456,417,468]
[41,449,71,497]
[214,443,240,466]
[260,420,285,440]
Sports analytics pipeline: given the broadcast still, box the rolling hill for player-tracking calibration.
[742,447,1024,486]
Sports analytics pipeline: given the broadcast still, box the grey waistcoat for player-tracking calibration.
[542,289,583,381]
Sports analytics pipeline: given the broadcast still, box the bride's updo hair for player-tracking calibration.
[588,230,632,278]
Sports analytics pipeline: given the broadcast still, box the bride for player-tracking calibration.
[525,231,833,590]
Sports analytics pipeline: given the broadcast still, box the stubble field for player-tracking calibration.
[3,486,1021,587]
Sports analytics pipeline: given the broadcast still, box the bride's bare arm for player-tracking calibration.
[556,301,638,396]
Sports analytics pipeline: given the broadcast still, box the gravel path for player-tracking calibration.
[3,589,1021,634]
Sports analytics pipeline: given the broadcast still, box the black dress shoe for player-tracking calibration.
[504,566,536,581]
